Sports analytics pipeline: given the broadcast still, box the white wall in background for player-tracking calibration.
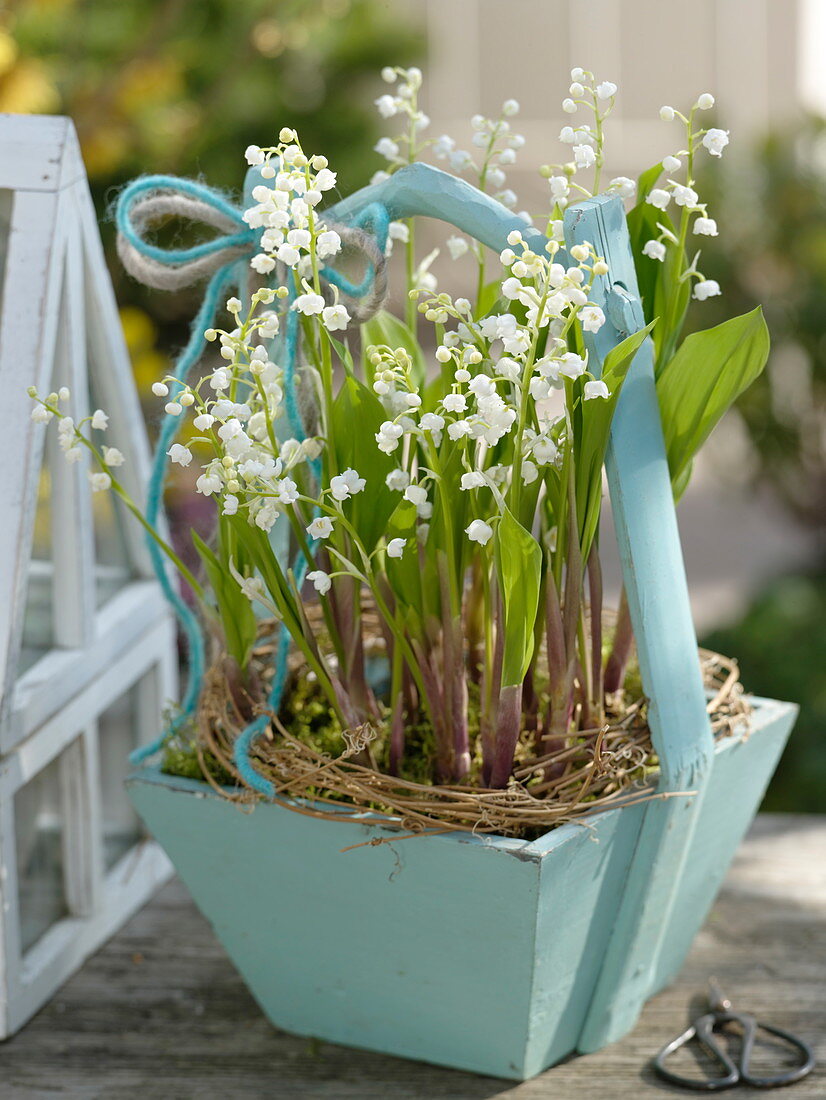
[410,0,801,198]
[799,0,826,114]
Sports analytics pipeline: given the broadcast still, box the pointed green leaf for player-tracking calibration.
[495,508,542,688]
[332,376,398,553]
[575,322,656,558]
[657,307,770,491]
[626,200,666,326]
[384,498,423,617]
[476,277,504,319]
[192,529,257,668]
[636,160,664,202]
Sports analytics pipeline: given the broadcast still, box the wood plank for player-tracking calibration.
[8,582,169,752]
[48,206,96,649]
[0,115,84,193]
[0,814,822,1098]
[0,185,66,714]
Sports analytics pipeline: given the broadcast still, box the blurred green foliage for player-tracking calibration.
[1,0,423,352]
[696,116,826,536]
[2,0,422,193]
[695,120,825,813]
[702,572,826,813]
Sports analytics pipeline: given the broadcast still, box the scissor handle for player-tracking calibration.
[739,1017,816,1088]
[653,1010,816,1092]
[653,1012,740,1092]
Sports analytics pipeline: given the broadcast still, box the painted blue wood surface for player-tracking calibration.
[128,697,795,1080]
[127,165,798,1078]
[564,195,715,1051]
[322,161,557,261]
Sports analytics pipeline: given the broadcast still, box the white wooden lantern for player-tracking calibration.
[0,114,177,1037]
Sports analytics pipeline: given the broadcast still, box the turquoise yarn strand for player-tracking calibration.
[119,173,388,794]
[116,174,253,263]
[130,261,240,765]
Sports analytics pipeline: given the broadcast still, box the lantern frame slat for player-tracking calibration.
[8,580,171,752]
[48,211,96,649]
[0,184,67,704]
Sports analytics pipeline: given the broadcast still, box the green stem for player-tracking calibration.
[577,609,591,715]
[322,506,430,711]
[593,98,604,193]
[70,427,205,600]
[481,558,494,715]
[426,441,461,616]
[658,112,697,369]
[405,220,416,330]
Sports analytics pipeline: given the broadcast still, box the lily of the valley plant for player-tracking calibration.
[31,67,770,791]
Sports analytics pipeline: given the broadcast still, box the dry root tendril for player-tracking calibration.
[190,624,749,840]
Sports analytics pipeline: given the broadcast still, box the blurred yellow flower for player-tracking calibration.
[119,306,171,398]
[115,57,183,113]
[80,122,131,178]
[0,53,59,114]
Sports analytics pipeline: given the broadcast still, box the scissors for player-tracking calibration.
[652,980,815,1091]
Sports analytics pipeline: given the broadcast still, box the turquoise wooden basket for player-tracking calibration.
[127,165,796,1081]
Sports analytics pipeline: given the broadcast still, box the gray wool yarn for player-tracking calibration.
[117,188,389,322]
[116,193,249,291]
[117,189,391,439]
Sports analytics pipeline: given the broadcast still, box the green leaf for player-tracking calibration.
[476,277,504,319]
[331,376,398,553]
[384,498,422,618]
[636,160,664,203]
[671,458,693,503]
[626,200,665,326]
[361,310,427,390]
[327,334,355,376]
[602,320,656,382]
[626,168,688,351]
[652,233,691,369]
[192,529,257,668]
[228,518,290,609]
[575,322,656,559]
[657,307,770,492]
[494,508,542,688]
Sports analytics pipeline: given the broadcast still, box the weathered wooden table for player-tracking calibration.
[0,814,823,1098]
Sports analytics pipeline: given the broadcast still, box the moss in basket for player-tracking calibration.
[278,673,346,760]
[280,672,483,788]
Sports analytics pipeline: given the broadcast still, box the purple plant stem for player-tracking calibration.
[411,638,451,781]
[329,572,378,722]
[488,683,523,789]
[541,508,583,777]
[545,569,567,709]
[554,492,583,732]
[481,586,504,786]
[437,552,470,781]
[575,658,592,729]
[465,558,485,684]
[523,664,539,745]
[604,585,634,695]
